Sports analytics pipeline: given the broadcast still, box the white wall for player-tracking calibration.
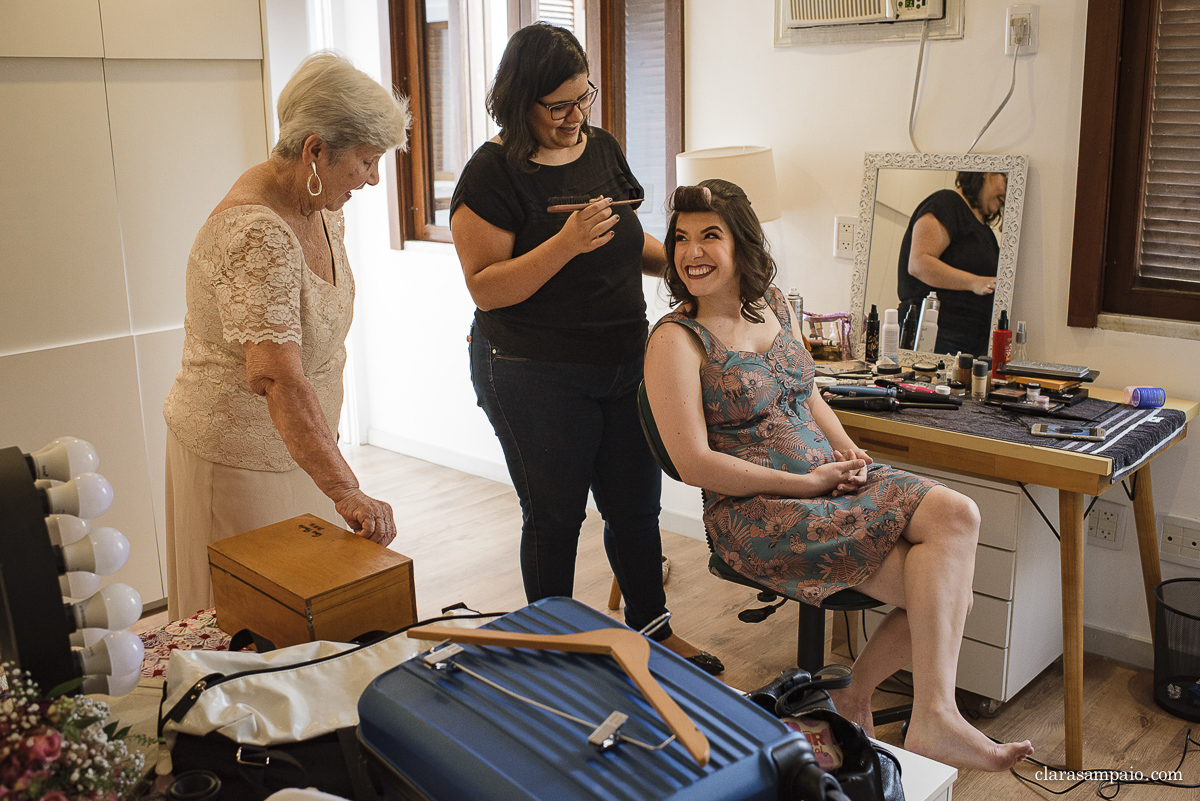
[0,0,269,608]
[337,0,1200,655]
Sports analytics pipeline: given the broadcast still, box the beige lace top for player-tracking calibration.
[163,205,353,471]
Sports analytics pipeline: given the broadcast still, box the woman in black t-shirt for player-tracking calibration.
[895,172,1006,355]
[450,23,721,674]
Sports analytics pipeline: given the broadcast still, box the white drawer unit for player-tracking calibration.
[863,458,1063,703]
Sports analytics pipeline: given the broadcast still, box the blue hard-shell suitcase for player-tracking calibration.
[357,597,809,800]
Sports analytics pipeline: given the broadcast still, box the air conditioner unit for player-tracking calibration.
[785,0,944,30]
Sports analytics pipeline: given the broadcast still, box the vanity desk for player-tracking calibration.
[829,387,1199,770]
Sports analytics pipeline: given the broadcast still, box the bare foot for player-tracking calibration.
[828,687,876,738]
[904,706,1034,771]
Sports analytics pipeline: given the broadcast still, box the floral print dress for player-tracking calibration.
[654,287,939,606]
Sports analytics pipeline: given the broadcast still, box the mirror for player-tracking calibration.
[849,152,1028,364]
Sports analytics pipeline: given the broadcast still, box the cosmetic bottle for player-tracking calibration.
[971,360,989,400]
[1011,321,1028,362]
[914,299,940,352]
[991,309,1012,377]
[899,305,919,351]
[954,352,974,385]
[787,287,804,325]
[787,287,811,352]
[880,308,901,365]
[864,304,880,362]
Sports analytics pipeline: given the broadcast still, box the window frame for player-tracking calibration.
[1069,0,1200,327]
[388,0,683,245]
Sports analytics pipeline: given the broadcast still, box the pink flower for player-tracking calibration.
[23,727,62,763]
[37,793,69,801]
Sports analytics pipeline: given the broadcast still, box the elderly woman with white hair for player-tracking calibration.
[163,52,410,619]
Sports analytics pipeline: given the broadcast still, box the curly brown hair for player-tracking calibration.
[663,179,777,323]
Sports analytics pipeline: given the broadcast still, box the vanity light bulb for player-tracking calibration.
[42,472,114,519]
[81,668,141,698]
[74,629,145,678]
[60,570,102,599]
[70,627,110,648]
[59,526,130,575]
[69,583,142,631]
[28,437,100,481]
[45,514,92,547]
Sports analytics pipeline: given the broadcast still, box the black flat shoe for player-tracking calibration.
[685,651,725,676]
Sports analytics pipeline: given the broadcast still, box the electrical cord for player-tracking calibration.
[968,40,1021,153]
[907,19,930,153]
[1006,728,1200,797]
[908,19,1024,154]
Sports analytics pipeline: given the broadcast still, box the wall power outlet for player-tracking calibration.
[1159,513,1200,567]
[834,216,856,260]
[1086,498,1124,550]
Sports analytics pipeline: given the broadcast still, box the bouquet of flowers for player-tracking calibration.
[1,663,149,800]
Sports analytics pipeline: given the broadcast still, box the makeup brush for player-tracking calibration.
[546,196,641,213]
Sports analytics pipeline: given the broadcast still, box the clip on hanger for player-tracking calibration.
[407,624,711,766]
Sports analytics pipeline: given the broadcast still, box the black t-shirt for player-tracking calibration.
[450,128,648,364]
[895,189,999,354]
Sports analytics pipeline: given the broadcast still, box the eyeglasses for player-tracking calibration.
[536,83,598,121]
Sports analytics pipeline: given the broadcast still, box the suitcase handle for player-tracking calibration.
[408,624,711,766]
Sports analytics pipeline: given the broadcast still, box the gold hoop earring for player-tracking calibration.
[307,162,323,197]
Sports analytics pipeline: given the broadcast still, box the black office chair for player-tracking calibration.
[635,381,911,727]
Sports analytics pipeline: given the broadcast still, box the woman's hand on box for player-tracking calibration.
[333,488,396,546]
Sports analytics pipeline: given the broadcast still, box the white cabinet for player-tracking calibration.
[863,458,1063,702]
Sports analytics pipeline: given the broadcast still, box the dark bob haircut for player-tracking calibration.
[955,171,1004,227]
[486,22,591,172]
[664,178,777,324]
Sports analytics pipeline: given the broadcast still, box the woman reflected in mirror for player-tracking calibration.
[896,171,1007,356]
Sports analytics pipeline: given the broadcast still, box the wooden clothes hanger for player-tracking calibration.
[407,624,711,766]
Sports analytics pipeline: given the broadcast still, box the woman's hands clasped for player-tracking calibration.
[558,197,620,255]
[812,448,873,498]
[332,487,397,547]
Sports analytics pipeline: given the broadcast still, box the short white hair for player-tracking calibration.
[273,51,410,161]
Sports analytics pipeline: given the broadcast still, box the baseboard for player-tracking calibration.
[365,430,707,543]
[1084,624,1154,670]
[366,429,513,486]
[661,509,705,541]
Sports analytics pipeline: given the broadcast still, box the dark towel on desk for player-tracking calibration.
[854,398,1186,482]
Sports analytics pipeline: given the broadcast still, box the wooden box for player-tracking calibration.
[208,514,416,647]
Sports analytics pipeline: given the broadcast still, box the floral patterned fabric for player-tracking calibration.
[654,286,938,606]
[138,608,230,679]
[163,205,353,471]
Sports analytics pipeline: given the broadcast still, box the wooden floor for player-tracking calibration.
[156,444,1200,799]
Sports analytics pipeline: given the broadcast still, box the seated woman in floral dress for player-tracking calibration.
[642,179,1033,772]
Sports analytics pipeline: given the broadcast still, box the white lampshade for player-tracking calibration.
[675,145,781,223]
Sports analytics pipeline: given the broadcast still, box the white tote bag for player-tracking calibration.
[161,615,491,746]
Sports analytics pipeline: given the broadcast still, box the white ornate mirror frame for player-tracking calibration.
[849,152,1029,364]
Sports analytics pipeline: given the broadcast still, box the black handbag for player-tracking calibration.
[748,667,905,801]
[169,727,379,801]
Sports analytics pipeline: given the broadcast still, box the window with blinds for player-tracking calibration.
[1138,0,1200,286]
[1069,0,1200,327]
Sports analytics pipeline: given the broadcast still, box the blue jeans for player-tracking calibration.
[469,324,672,640]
